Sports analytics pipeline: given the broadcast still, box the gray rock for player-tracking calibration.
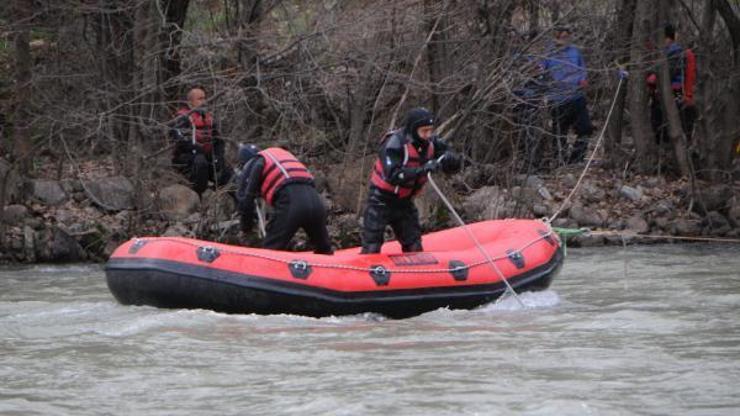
[703,211,731,234]
[573,233,606,247]
[552,217,578,229]
[532,204,550,217]
[60,179,82,194]
[582,182,605,203]
[619,185,642,202]
[0,158,23,203]
[29,179,68,205]
[607,219,625,230]
[515,174,544,190]
[83,176,134,211]
[652,216,671,231]
[159,184,201,220]
[35,226,87,262]
[462,186,507,220]
[673,219,702,236]
[654,200,674,216]
[695,185,731,212]
[2,204,28,224]
[625,215,649,233]
[569,205,603,228]
[23,226,36,263]
[563,173,577,188]
[728,197,740,227]
[537,186,553,201]
[163,223,192,237]
[645,176,666,188]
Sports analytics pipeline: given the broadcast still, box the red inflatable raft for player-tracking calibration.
[105,219,563,318]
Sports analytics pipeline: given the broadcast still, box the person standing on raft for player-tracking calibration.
[236,144,333,255]
[360,108,462,254]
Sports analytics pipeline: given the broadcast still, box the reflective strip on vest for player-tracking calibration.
[177,108,214,154]
[369,138,434,199]
[259,147,313,204]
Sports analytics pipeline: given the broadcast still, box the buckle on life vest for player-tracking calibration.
[370,265,390,286]
[196,246,220,263]
[289,260,312,279]
[448,260,468,281]
[506,249,525,269]
[128,239,147,254]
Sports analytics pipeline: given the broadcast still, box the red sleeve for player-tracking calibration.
[684,49,696,101]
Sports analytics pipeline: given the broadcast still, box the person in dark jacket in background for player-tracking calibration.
[236,144,333,254]
[361,107,462,254]
[170,87,233,195]
[541,26,593,165]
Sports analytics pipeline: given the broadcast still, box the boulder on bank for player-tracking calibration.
[0,158,23,203]
[28,179,67,205]
[158,184,200,220]
[35,226,87,262]
[2,204,29,224]
[82,176,135,211]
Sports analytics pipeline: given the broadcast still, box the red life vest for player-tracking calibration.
[176,108,214,154]
[259,147,314,204]
[369,132,435,199]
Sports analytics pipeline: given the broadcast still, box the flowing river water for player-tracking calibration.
[1,243,739,415]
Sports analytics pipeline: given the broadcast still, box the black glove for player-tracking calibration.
[422,159,441,174]
[440,152,462,173]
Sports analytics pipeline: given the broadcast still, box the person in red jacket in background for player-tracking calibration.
[646,24,697,142]
[169,87,233,195]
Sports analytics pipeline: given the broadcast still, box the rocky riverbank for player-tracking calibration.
[1,156,739,264]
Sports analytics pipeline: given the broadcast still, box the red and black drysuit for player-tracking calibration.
[236,147,332,255]
[646,41,697,142]
[170,107,233,195]
[361,108,461,254]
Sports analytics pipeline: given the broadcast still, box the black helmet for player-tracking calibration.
[404,107,436,142]
[238,143,260,165]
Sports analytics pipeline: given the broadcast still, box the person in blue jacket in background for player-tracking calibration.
[541,26,593,165]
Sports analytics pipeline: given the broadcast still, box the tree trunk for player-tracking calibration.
[238,0,266,141]
[626,0,657,172]
[711,0,740,180]
[605,0,636,166]
[425,0,450,117]
[12,0,34,174]
[161,0,191,105]
[656,0,690,177]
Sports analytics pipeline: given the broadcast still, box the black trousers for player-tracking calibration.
[650,97,697,143]
[551,96,593,164]
[173,151,233,195]
[361,187,423,254]
[264,183,333,255]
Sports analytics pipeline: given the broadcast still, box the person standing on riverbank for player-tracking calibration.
[541,26,593,166]
[646,24,697,143]
[169,87,233,196]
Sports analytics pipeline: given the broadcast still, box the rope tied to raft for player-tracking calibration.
[427,170,526,307]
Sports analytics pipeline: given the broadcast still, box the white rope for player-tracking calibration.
[548,77,625,223]
[426,172,526,307]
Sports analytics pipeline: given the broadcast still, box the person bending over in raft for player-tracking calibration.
[236,144,333,255]
[361,107,462,254]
